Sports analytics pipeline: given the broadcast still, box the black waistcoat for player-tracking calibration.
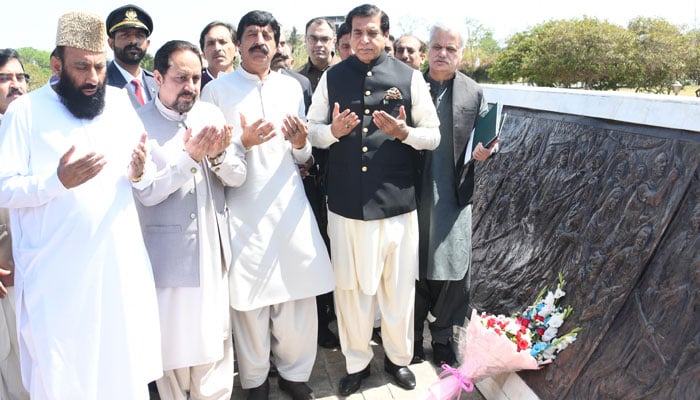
[325,53,420,221]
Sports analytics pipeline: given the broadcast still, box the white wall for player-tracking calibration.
[482,85,700,133]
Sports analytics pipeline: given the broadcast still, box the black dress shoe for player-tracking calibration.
[384,355,416,390]
[432,341,456,366]
[318,326,340,349]
[339,365,370,396]
[411,342,425,364]
[247,379,270,400]
[278,376,315,399]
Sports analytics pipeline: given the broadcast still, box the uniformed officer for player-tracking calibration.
[105,4,157,108]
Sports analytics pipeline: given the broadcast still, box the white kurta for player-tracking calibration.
[201,68,334,311]
[0,84,162,399]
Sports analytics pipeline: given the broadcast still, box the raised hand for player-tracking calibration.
[57,145,106,189]
[239,113,276,149]
[372,105,408,141]
[128,132,148,181]
[330,102,360,139]
[184,126,219,162]
[208,124,233,159]
[281,114,308,149]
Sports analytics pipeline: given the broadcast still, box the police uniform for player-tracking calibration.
[105,5,157,109]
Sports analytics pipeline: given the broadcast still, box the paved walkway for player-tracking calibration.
[231,323,486,399]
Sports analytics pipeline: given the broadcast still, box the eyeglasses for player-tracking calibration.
[306,35,333,44]
[0,73,30,83]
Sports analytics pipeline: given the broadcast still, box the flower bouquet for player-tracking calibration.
[424,273,581,400]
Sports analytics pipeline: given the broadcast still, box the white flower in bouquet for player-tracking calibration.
[548,312,565,328]
[538,329,580,362]
[504,319,522,336]
[539,292,556,317]
[542,326,559,342]
[554,287,566,299]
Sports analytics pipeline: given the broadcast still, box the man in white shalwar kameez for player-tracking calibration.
[0,12,162,399]
[201,10,334,400]
[0,47,30,400]
[133,40,247,400]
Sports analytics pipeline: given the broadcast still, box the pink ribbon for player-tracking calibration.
[439,364,474,398]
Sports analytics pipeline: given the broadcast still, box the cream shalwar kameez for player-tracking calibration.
[308,69,440,372]
[202,68,334,388]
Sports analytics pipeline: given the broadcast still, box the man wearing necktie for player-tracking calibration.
[105,4,157,109]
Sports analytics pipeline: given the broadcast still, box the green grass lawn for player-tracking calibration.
[618,85,700,97]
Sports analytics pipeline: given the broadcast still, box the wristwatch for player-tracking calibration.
[208,150,227,167]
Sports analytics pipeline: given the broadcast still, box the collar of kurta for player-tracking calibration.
[237,66,273,83]
[154,95,187,123]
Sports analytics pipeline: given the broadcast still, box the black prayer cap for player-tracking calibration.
[106,4,153,37]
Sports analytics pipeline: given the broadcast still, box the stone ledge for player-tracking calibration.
[477,372,540,400]
[483,84,700,132]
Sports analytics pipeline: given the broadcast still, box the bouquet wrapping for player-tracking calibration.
[423,274,580,400]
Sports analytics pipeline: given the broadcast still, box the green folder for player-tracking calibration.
[472,103,505,151]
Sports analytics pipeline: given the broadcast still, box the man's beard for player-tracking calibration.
[168,90,197,114]
[115,44,146,65]
[55,69,106,120]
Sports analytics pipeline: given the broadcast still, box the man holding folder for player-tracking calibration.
[414,22,499,366]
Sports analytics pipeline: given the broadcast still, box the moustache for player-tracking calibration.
[248,44,269,55]
[272,53,289,61]
[7,87,24,97]
[125,44,144,52]
[178,90,196,98]
[80,84,98,92]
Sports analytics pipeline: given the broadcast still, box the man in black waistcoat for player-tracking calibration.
[414,23,498,367]
[307,4,440,396]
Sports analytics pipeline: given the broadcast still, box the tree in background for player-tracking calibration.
[488,29,533,83]
[460,19,500,82]
[17,48,52,91]
[489,16,697,93]
[289,26,306,67]
[626,17,687,94]
[490,17,633,90]
[141,53,154,73]
[683,28,700,84]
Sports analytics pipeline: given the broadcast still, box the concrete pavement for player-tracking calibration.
[231,323,486,399]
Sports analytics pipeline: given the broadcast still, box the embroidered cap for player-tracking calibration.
[55,12,107,53]
[106,4,153,37]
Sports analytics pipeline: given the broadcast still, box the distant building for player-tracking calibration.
[322,16,345,32]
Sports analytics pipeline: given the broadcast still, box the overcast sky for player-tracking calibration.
[5,0,698,52]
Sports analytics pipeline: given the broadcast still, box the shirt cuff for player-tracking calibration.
[292,140,312,164]
[310,124,339,149]
[130,160,156,190]
[176,151,202,175]
[47,171,70,195]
